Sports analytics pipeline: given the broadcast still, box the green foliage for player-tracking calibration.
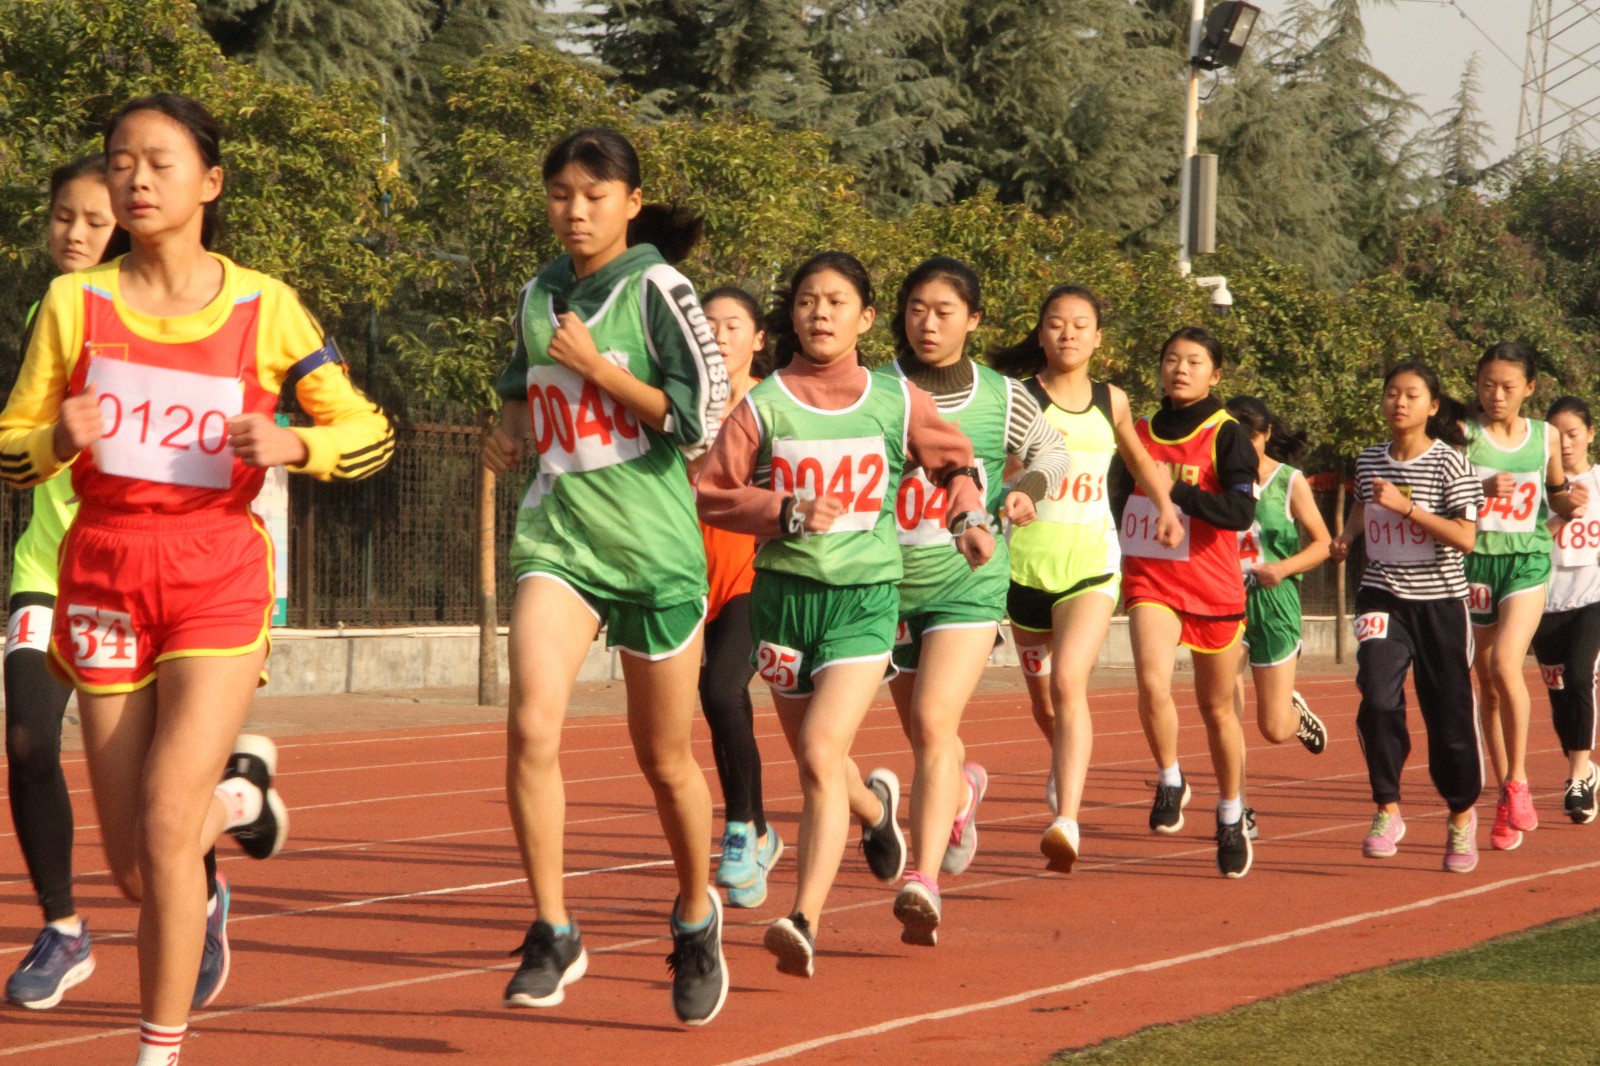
[0,0,412,383]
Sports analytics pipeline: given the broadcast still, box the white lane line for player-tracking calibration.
[712,856,1600,1066]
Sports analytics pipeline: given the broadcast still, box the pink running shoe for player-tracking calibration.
[893,872,941,946]
[940,763,988,876]
[1490,790,1523,851]
[1504,779,1538,832]
[1444,810,1479,873]
[1362,810,1406,858]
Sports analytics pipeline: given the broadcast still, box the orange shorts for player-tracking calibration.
[51,507,274,693]
[1126,598,1244,655]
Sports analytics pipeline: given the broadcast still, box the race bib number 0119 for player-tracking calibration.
[64,604,138,669]
[86,357,242,490]
[1364,503,1434,564]
[1553,517,1600,568]
[1353,612,1389,643]
[1119,494,1189,561]
[526,355,649,476]
[1477,470,1540,534]
[755,640,804,692]
[770,436,887,534]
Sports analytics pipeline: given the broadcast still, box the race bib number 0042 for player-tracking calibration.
[86,357,242,490]
[770,436,888,534]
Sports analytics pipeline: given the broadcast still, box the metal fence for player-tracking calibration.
[0,430,1364,627]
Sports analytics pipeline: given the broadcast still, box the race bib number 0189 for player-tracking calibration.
[526,355,649,476]
[770,436,887,534]
[1476,470,1540,534]
[1119,494,1189,561]
[64,604,138,669]
[1553,517,1600,568]
[755,640,804,692]
[86,357,242,490]
[1364,503,1434,564]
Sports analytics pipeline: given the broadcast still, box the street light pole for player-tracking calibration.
[1177,0,1205,276]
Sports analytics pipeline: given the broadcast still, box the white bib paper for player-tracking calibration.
[86,357,242,490]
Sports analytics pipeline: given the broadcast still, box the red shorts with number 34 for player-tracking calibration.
[51,507,274,694]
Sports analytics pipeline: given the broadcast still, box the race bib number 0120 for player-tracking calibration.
[526,355,649,476]
[86,357,242,490]
[1477,470,1540,534]
[1553,517,1600,568]
[1119,494,1189,561]
[770,436,888,534]
[1365,503,1434,564]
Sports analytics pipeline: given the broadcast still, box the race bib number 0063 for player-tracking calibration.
[5,605,51,656]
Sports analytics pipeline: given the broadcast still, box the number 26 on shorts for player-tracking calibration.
[756,641,804,693]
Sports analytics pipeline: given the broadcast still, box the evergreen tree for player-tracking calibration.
[1427,54,1493,191]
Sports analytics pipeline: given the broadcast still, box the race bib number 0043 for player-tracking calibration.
[1477,470,1540,534]
[770,436,887,534]
[895,465,987,546]
[86,357,242,490]
[1035,452,1109,526]
[1119,494,1189,561]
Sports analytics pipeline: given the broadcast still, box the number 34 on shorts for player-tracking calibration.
[63,605,139,669]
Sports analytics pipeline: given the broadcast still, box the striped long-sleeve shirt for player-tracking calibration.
[1355,438,1483,600]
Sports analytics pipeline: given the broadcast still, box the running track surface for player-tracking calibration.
[3,667,1599,1064]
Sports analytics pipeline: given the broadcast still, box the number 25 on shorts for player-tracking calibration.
[756,641,804,693]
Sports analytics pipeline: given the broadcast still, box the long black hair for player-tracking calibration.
[1224,395,1309,465]
[1476,340,1539,383]
[542,127,702,265]
[1383,360,1469,447]
[104,93,222,249]
[1161,325,1225,369]
[701,284,774,378]
[988,283,1104,379]
[48,153,130,261]
[892,256,982,361]
[765,251,875,369]
[1547,394,1592,428]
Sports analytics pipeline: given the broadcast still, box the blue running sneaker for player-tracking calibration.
[728,828,784,909]
[6,922,94,1010]
[715,821,757,889]
[193,874,231,1009]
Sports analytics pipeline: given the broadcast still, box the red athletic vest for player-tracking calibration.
[1120,410,1247,615]
[66,280,275,515]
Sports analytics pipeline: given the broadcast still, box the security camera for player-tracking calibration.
[1193,275,1233,316]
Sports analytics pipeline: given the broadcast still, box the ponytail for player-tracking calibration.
[1224,395,1310,464]
[1384,360,1469,448]
[542,127,702,265]
[989,283,1104,379]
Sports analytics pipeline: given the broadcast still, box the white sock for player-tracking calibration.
[1158,764,1182,788]
[136,1020,185,1064]
[1217,796,1243,825]
[206,891,218,918]
[215,778,264,830]
[48,917,84,937]
[1050,817,1080,846]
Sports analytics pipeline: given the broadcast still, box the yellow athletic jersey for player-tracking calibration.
[0,256,392,511]
[9,469,75,598]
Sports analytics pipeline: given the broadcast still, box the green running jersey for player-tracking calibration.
[1466,418,1552,556]
[1239,463,1300,583]
[506,246,725,606]
[881,359,1011,608]
[748,370,909,586]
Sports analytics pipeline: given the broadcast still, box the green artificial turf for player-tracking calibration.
[1053,912,1600,1065]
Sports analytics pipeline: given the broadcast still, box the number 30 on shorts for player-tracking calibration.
[1467,583,1493,615]
[756,641,804,692]
[64,605,139,668]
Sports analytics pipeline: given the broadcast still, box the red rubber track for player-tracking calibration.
[3,669,1599,1064]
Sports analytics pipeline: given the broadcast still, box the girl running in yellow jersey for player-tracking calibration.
[990,285,1180,872]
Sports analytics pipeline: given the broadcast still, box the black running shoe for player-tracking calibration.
[667,891,728,1025]
[1293,692,1328,755]
[764,913,815,978]
[1216,816,1253,879]
[223,734,288,860]
[1242,806,1259,841]
[860,768,906,882]
[1148,775,1190,834]
[1566,766,1599,825]
[504,919,587,1007]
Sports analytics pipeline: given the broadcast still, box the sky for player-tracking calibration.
[1251,0,1536,160]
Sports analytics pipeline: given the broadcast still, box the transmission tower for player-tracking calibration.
[1518,0,1600,156]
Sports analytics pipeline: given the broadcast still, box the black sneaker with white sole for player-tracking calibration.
[667,891,728,1025]
[1293,692,1328,755]
[860,768,906,882]
[223,734,288,860]
[1216,816,1253,878]
[1565,766,1599,825]
[764,913,815,977]
[504,919,587,1007]
[1148,775,1191,834]
[1242,806,1259,841]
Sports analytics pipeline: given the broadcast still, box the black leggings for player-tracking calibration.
[698,594,766,835]
[5,592,76,923]
[1532,602,1600,755]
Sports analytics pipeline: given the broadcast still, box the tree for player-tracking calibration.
[1427,55,1494,192]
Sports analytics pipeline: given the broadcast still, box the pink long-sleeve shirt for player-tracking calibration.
[696,354,982,535]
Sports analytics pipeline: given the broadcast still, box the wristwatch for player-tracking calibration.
[947,509,990,537]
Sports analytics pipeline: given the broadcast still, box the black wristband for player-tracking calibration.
[779,496,800,536]
[1550,479,1572,495]
[944,465,982,488]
